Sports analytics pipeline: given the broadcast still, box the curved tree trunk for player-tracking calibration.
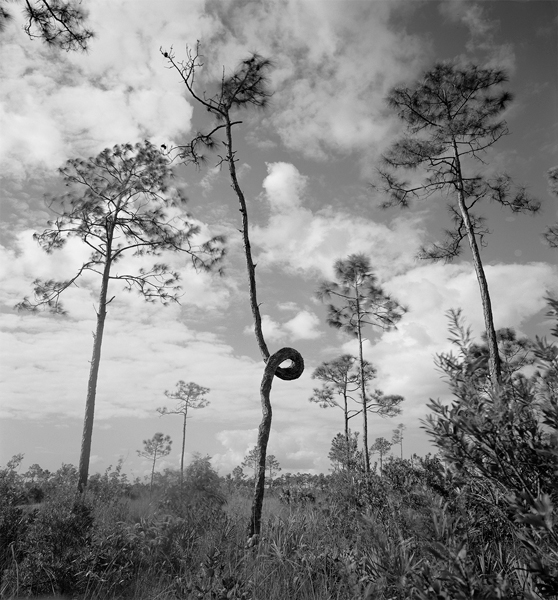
[78,256,112,493]
[452,141,502,389]
[223,117,305,542]
[248,347,304,540]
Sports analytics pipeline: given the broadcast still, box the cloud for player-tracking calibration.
[243,309,322,342]
[0,226,231,317]
[200,165,222,194]
[439,1,515,72]
[338,261,558,419]
[202,0,428,162]
[283,310,322,341]
[0,4,198,180]
[0,224,236,423]
[244,314,284,342]
[261,162,307,212]
[0,0,431,181]
[0,301,261,422]
[213,424,329,475]
[212,428,258,472]
[252,162,425,280]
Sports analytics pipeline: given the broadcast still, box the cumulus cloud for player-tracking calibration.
[261,162,307,212]
[0,222,236,423]
[0,225,231,317]
[243,314,284,342]
[0,0,429,180]
[243,310,322,342]
[341,261,558,418]
[283,310,322,340]
[252,162,425,280]
[201,0,428,162]
[0,301,262,422]
[0,4,197,180]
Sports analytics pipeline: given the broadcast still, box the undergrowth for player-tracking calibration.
[1,298,556,599]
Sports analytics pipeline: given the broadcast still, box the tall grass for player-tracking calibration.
[2,448,555,599]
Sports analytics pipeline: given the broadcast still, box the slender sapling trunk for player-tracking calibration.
[452,141,502,388]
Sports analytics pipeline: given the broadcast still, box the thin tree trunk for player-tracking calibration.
[225,119,269,362]
[180,406,188,484]
[150,448,157,492]
[224,117,304,542]
[356,292,370,473]
[343,392,350,470]
[78,255,112,493]
[452,141,502,388]
[248,347,303,540]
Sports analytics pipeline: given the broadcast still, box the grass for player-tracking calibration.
[1,447,556,599]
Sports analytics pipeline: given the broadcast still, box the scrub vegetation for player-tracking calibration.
[1,295,557,599]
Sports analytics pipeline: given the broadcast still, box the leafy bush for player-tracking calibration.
[3,492,94,597]
[413,298,558,599]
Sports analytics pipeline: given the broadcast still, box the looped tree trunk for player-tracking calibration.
[248,347,304,542]
[273,347,305,381]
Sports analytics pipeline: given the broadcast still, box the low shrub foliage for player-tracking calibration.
[1,299,556,599]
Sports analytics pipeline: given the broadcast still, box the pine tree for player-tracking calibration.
[317,253,405,472]
[158,381,210,483]
[163,44,304,540]
[137,433,172,491]
[17,141,224,492]
[379,64,540,388]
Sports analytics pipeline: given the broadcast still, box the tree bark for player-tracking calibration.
[355,290,370,473]
[452,141,502,389]
[343,391,350,470]
[180,407,188,484]
[248,347,304,540]
[150,447,157,492]
[225,118,269,362]
[77,255,111,493]
[224,115,304,544]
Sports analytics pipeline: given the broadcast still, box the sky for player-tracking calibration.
[0,0,557,481]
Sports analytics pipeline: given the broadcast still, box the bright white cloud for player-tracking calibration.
[261,162,308,212]
[243,314,284,342]
[199,0,428,161]
[252,162,425,280]
[243,309,322,342]
[338,261,558,420]
[0,226,231,317]
[0,5,197,179]
[283,310,322,341]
